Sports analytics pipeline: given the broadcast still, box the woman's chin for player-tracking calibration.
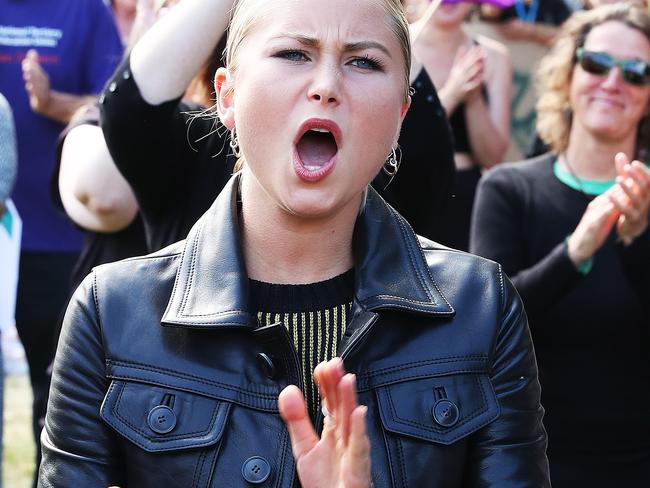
[279,190,361,222]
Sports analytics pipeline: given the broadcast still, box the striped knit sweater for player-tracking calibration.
[250,269,354,421]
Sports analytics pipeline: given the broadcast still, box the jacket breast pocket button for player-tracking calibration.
[256,353,277,379]
[432,399,460,428]
[147,405,177,434]
[242,456,271,484]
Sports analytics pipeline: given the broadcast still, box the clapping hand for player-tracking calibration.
[568,153,650,265]
[440,45,485,110]
[609,152,650,245]
[22,49,51,115]
[279,358,371,488]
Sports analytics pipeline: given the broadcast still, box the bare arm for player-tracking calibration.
[464,39,512,169]
[59,124,138,232]
[33,91,96,125]
[129,0,236,104]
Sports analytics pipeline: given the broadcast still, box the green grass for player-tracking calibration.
[4,373,35,488]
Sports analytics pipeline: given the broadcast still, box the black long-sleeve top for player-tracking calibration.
[100,57,455,251]
[470,154,650,486]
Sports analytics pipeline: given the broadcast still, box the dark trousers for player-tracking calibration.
[15,251,77,486]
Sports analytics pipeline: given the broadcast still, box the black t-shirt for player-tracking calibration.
[101,56,456,250]
[51,104,147,290]
[470,154,650,484]
[405,68,475,250]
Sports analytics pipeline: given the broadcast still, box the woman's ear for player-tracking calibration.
[400,95,411,120]
[215,67,236,130]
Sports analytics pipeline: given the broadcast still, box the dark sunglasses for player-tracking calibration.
[576,48,650,86]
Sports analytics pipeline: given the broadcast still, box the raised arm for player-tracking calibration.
[129,0,235,104]
[100,0,236,239]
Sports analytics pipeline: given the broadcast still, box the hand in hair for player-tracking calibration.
[279,358,371,488]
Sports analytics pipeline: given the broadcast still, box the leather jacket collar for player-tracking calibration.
[162,174,454,329]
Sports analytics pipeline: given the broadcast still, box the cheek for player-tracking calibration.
[350,83,404,136]
[630,88,650,118]
[234,80,289,154]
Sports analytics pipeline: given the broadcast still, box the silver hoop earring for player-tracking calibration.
[382,147,401,190]
[229,129,241,158]
[383,147,400,177]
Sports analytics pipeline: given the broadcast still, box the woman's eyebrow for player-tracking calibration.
[344,41,392,58]
[270,34,391,58]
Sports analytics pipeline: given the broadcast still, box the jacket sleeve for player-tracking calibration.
[470,166,583,316]
[465,271,550,487]
[38,272,124,487]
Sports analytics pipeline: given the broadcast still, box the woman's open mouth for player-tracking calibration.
[293,119,341,182]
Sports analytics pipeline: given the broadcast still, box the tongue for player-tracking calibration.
[296,131,337,169]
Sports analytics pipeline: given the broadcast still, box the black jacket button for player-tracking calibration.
[242,456,271,484]
[147,405,177,434]
[108,81,117,93]
[256,353,277,379]
[432,399,459,427]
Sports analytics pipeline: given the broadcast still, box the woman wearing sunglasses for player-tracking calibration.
[471,4,650,486]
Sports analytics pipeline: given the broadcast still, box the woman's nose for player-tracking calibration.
[308,62,341,106]
[601,66,625,90]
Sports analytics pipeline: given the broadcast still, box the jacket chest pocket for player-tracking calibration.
[374,373,499,487]
[101,380,231,488]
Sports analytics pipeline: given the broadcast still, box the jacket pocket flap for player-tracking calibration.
[377,373,499,445]
[101,380,231,453]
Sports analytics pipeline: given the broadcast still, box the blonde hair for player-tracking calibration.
[536,4,650,160]
[225,0,412,100]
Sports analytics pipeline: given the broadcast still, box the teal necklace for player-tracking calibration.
[553,157,616,197]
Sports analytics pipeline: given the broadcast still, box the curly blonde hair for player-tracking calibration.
[536,4,650,160]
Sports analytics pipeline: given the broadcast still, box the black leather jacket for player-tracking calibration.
[39,175,550,487]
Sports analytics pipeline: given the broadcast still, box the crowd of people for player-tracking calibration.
[0,0,649,486]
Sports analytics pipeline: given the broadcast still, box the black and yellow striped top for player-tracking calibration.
[249,269,354,421]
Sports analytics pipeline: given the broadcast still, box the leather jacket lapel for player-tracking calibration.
[162,175,454,329]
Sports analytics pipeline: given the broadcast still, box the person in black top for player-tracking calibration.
[471,5,650,486]
[404,0,512,250]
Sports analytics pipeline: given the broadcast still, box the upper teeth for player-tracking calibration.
[311,128,330,133]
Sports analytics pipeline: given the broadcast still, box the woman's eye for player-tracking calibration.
[275,50,310,62]
[348,56,384,71]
